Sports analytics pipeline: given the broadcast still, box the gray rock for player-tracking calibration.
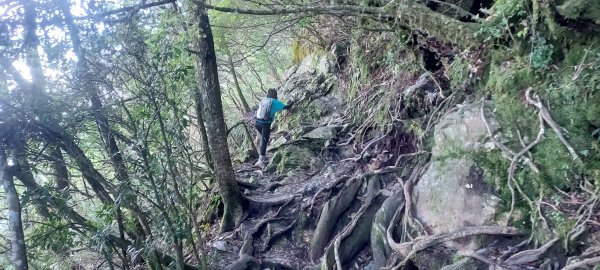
[211,240,228,252]
[413,103,501,251]
[296,54,319,75]
[302,126,337,140]
[282,64,299,82]
[431,103,499,158]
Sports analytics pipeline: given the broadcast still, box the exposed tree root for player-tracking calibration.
[479,101,539,173]
[562,256,600,270]
[237,179,260,190]
[525,88,582,164]
[262,219,297,251]
[457,249,520,270]
[333,191,383,270]
[245,194,296,212]
[341,127,392,162]
[224,234,259,270]
[505,110,545,225]
[400,162,427,241]
[372,189,405,269]
[504,237,559,265]
[480,101,545,226]
[388,226,521,268]
[310,177,363,260]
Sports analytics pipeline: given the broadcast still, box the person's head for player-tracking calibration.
[267,88,278,99]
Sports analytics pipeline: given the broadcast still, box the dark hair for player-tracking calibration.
[267,88,278,99]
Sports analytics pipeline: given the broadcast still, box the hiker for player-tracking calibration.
[254,88,294,167]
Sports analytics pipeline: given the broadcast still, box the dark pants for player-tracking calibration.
[255,122,271,156]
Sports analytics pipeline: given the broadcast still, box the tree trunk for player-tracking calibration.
[193,88,214,170]
[49,145,69,196]
[194,1,243,232]
[0,144,29,270]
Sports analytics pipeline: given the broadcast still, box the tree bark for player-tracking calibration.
[49,145,69,196]
[0,144,29,270]
[194,1,243,232]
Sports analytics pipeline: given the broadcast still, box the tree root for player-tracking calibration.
[504,237,559,266]
[388,226,521,268]
[262,219,297,252]
[310,177,363,260]
[250,197,294,236]
[479,101,539,173]
[372,189,406,269]
[525,88,582,164]
[400,162,427,241]
[562,256,600,270]
[307,165,405,214]
[480,101,546,226]
[244,194,296,212]
[505,110,545,225]
[341,127,392,162]
[457,249,520,270]
[224,234,259,270]
[333,191,383,270]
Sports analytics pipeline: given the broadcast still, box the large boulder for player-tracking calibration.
[413,103,502,251]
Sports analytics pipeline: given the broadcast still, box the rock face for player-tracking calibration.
[413,103,501,250]
[279,54,343,129]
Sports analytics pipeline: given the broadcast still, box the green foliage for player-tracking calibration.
[478,0,527,40]
[29,218,75,253]
[529,36,554,69]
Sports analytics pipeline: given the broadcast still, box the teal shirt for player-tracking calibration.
[257,98,286,124]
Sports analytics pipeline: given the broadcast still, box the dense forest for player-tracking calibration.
[1,0,599,269]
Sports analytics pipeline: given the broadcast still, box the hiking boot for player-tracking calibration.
[254,156,266,167]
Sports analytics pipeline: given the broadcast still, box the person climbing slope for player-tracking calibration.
[254,88,294,167]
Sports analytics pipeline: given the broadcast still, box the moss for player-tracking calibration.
[485,53,536,95]
[268,144,320,174]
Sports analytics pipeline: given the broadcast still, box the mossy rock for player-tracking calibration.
[267,144,321,174]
